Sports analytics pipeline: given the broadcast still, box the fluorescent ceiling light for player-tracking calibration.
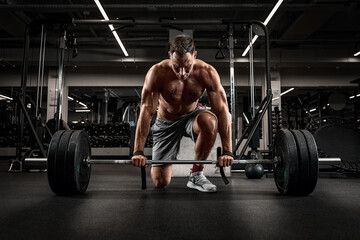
[242,112,250,124]
[309,108,317,112]
[94,0,129,56]
[354,51,360,57]
[272,88,294,100]
[280,88,294,96]
[76,109,91,113]
[68,96,74,100]
[264,0,284,25]
[0,94,13,100]
[242,0,283,56]
[78,102,87,107]
[350,94,360,99]
[242,35,259,57]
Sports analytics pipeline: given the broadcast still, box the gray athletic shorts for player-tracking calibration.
[150,107,217,166]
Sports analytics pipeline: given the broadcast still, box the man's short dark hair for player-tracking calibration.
[169,34,195,56]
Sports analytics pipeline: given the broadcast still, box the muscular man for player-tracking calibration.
[132,35,234,192]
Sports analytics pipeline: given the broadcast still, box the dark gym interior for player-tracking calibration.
[0,1,360,240]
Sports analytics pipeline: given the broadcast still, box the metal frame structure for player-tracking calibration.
[9,22,52,172]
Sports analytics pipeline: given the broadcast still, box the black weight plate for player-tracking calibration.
[301,130,319,195]
[56,130,75,195]
[47,130,65,194]
[290,130,310,195]
[67,130,91,194]
[273,129,299,195]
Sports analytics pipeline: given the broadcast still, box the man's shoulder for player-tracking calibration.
[145,60,171,87]
[194,59,217,77]
[152,60,171,72]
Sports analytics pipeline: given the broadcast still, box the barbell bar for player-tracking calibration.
[24,157,341,165]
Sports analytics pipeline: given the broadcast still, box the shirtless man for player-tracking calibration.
[132,35,234,192]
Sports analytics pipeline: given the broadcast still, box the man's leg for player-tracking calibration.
[187,111,218,192]
[192,111,218,161]
[151,164,173,188]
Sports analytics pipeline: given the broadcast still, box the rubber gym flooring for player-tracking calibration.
[0,161,359,240]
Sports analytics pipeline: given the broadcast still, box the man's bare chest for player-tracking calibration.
[160,78,205,104]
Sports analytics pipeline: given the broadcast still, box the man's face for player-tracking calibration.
[169,51,197,80]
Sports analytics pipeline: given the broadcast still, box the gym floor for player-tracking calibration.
[0,161,359,240]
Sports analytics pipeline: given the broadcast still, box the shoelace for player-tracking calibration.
[194,173,212,185]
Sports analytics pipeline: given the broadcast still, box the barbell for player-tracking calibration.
[26,158,278,165]
[24,129,341,196]
[26,158,339,166]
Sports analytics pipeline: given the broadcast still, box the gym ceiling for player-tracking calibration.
[0,0,359,69]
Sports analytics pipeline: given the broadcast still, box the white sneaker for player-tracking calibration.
[187,171,217,193]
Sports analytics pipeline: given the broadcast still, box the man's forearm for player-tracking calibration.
[215,110,232,152]
[134,108,153,152]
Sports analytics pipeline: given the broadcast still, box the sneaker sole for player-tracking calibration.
[187,181,217,193]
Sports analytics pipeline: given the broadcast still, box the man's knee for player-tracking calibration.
[196,111,218,134]
[153,178,170,188]
[151,165,172,188]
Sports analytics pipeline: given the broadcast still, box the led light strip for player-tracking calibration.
[242,0,283,56]
[76,109,91,113]
[74,100,87,108]
[280,87,294,96]
[272,87,294,100]
[78,101,87,107]
[69,96,87,107]
[349,93,360,99]
[354,51,360,57]
[94,0,129,56]
[0,94,13,100]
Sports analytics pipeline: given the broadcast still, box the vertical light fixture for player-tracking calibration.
[94,0,129,56]
[242,0,283,56]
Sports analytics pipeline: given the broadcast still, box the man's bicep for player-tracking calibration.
[141,67,160,112]
[206,68,228,113]
[141,88,159,110]
[208,87,228,114]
